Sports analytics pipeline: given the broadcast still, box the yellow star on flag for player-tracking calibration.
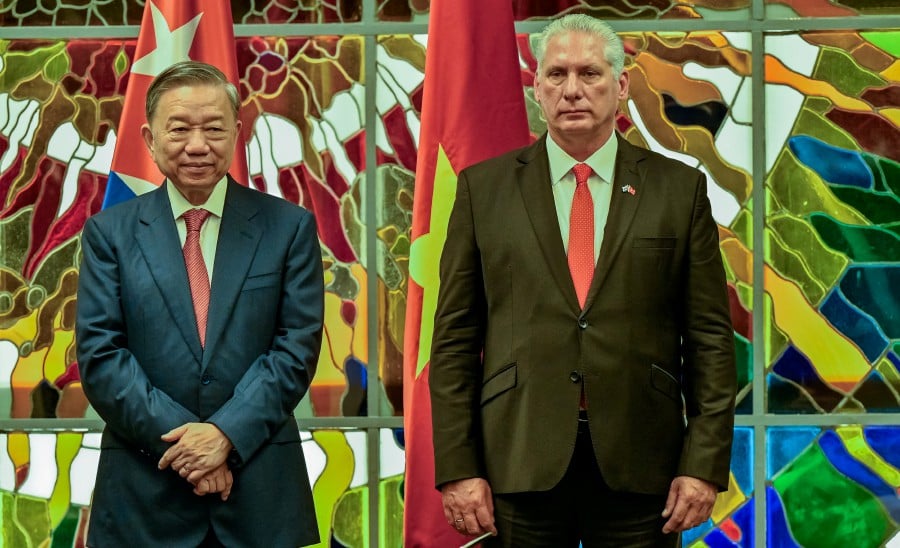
[408,144,458,378]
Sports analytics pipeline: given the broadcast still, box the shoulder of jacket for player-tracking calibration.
[458,140,539,179]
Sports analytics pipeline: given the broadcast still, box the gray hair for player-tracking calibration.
[145,61,241,123]
[534,15,625,78]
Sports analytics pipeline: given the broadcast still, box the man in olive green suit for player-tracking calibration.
[430,15,736,547]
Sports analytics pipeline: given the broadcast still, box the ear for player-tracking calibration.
[141,124,155,153]
[617,70,630,100]
[533,73,542,104]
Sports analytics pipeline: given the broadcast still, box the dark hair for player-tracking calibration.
[145,61,240,123]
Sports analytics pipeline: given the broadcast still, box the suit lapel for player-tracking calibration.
[583,136,646,310]
[517,137,581,310]
[135,185,204,361]
[202,179,263,367]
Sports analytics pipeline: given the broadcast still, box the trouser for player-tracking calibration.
[484,413,680,548]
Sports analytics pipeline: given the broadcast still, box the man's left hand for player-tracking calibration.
[192,462,234,501]
[661,476,718,533]
[158,423,233,482]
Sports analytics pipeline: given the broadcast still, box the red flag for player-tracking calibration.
[402,0,530,545]
[104,0,247,208]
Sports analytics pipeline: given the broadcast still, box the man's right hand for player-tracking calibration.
[440,477,497,537]
[191,463,233,501]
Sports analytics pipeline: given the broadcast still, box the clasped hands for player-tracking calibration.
[158,423,234,500]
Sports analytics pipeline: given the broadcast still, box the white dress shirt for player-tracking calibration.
[167,177,227,283]
[547,134,618,264]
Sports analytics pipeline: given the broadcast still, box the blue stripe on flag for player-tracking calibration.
[103,171,138,210]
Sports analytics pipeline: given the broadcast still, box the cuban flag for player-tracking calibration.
[104,0,247,209]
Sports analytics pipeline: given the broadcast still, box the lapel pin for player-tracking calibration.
[621,184,636,195]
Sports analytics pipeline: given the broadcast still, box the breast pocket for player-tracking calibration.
[633,237,677,250]
[633,237,677,275]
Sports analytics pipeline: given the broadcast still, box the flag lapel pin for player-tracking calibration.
[621,184,636,195]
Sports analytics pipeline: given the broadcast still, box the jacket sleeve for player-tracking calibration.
[206,210,324,464]
[676,172,737,490]
[76,216,199,458]
[429,170,489,488]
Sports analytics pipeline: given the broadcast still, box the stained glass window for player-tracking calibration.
[2,1,900,546]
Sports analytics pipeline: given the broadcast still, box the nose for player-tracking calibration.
[184,129,210,153]
[562,72,582,100]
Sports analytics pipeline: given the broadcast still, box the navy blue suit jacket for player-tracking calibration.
[76,178,324,547]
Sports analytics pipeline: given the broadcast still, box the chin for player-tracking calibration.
[555,123,595,135]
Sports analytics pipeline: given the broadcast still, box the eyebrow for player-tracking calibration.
[543,63,605,73]
[164,114,228,125]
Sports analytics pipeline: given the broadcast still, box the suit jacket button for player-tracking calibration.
[200,374,212,385]
[578,319,588,329]
[569,371,581,383]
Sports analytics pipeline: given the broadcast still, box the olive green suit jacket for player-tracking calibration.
[430,135,736,496]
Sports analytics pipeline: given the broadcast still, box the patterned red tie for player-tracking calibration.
[182,208,212,347]
[568,163,595,308]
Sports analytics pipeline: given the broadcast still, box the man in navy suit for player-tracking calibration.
[76,61,324,547]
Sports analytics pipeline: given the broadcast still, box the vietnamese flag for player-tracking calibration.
[104,0,247,208]
[402,0,530,546]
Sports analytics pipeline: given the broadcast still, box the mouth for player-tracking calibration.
[182,163,213,172]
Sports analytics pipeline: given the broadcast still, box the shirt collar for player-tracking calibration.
[167,177,228,220]
[546,133,618,186]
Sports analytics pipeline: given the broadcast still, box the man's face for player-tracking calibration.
[534,31,629,148]
[141,84,241,204]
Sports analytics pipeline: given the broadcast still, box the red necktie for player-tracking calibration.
[182,208,212,347]
[568,163,595,308]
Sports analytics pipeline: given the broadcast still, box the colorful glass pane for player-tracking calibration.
[378,0,753,21]
[768,425,900,546]
[764,31,900,414]
[0,1,362,26]
[684,427,754,547]
[767,0,900,17]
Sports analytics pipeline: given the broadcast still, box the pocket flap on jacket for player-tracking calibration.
[242,271,281,291]
[650,363,681,400]
[481,363,517,405]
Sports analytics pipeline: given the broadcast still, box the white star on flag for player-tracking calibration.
[130,1,203,77]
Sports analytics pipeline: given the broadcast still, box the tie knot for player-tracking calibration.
[572,163,593,186]
[183,208,211,232]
